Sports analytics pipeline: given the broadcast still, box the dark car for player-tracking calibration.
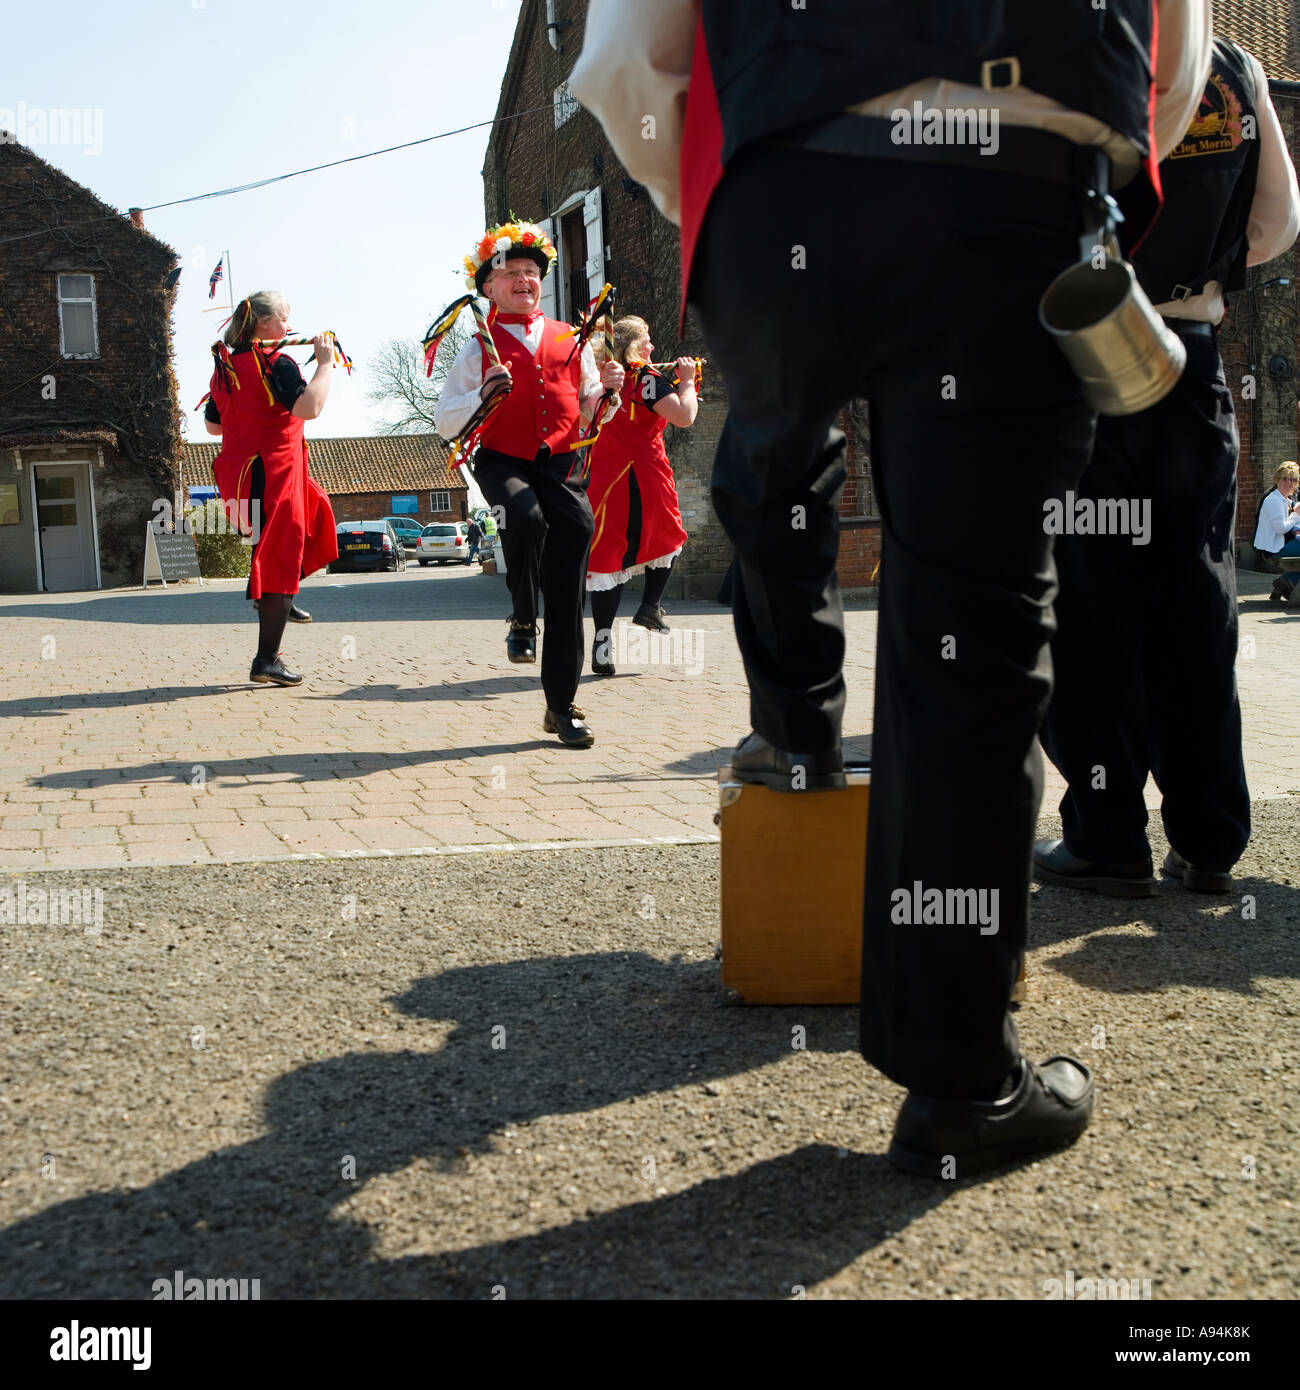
[382,516,425,550]
[328,520,408,573]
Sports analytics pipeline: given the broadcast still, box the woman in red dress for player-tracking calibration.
[586,315,698,675]
[205,291,339,686]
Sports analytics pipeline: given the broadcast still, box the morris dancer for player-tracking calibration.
[574,0,1211,1176]
[434,222,624,748]
[204,290,338,686]
[1037,38,1299,897]
[586,315,697,676]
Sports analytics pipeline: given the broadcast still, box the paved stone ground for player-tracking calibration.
[1,566,1297,871]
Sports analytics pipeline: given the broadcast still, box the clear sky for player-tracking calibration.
[2,0,525,443]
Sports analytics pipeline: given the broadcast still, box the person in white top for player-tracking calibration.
[433,221,623,748]
[574,1,1213,1179]
[1254,460,1300,600]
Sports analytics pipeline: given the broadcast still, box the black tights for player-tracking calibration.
[590,563,673,639]
[256,594,293,662]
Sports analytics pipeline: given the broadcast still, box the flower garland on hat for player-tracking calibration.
[462,219,556,291]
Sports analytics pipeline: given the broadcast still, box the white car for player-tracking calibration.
[418,522,470,565]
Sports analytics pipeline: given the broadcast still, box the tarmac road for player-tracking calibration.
[0,801,1297,1301]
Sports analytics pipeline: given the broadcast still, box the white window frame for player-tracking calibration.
[57,274,99,359]
[553,80,579,129]
[429,490,451,513]
[548,187,605,323]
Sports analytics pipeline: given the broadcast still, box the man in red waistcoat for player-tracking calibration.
[436,222,624,748]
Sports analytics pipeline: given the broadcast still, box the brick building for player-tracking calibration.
[0,138,182,593]
[484,0,1300,589]
[180,434,468,528]
[1210,0,1300,564]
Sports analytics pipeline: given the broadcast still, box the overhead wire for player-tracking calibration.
[0,100,556,248]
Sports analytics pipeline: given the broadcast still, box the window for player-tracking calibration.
[429,490,450,513]
[58,274,98,358]
[553,81,578,129]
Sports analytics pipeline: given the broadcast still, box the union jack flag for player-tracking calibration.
[208,256,224,300]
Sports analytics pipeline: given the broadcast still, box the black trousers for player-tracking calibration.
[1040,329,1250,870]
[474,445,594,713]
[693,146,1096,1098]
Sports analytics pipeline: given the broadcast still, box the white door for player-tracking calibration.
[583,186,605,301]
[35,464,94,592]
[538,216,558,320]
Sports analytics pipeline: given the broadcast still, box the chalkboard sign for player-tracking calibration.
[142,524,204,587]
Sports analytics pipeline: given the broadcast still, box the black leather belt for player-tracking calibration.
[1161,318,1214,338]
[766,112,1105,189]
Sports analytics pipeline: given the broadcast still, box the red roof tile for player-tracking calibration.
[180,434,464,495]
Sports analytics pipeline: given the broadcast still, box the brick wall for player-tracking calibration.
[1214,89,1300,557]
[330,490,468,525]
[0,139,181,587]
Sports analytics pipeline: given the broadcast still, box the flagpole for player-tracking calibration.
[225,250,234,315]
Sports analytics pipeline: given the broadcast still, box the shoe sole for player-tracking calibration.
[1033,864,1157,897]
[887,1116,1091,1178]
[591,668,616,677]
[507,654,537,663]
[632,617,669,633]
[1160,863,1232,894]
[288,615,312,624]
[250,673,303,687]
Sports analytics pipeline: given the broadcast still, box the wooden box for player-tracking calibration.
[718,767,1027,1005]
[719,766,870,1004]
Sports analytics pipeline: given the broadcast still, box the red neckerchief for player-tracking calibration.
[494,310,543,326]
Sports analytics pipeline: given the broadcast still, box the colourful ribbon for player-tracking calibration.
[253,332,354,374]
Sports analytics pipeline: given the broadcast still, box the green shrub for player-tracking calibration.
[185,505,251,579]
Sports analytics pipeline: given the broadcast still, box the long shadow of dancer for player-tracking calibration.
[1,953,949,1299]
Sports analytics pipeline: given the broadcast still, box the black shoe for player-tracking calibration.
[632,603,669,632]
[729,730,846,792]
[250,654,303,686]
[506,619,537,663]
[543,704,595,748]
[252,600,311,623]
[1269,576,1294,604]
[591,637,616,677]
[1161,849,1232,894]
[887,1056,1094,1178]
[1032,839,1156,897]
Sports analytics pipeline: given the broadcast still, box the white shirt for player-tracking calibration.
[434,317,609,440]
[1156,50,1300,324]
[569,0,1212,227]
[1253,488,1300,553]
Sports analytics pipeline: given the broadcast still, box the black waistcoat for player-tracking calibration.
[700,0,1156,170]
[1122,38,1261,302]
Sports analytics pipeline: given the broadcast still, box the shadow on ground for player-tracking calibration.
[0,951,957,1299]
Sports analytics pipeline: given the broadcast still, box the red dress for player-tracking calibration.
[586,367,688,590]
[209,348,337,600]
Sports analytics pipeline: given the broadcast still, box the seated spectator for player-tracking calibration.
[1254,461,1300,601]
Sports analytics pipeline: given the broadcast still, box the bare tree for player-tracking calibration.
[366,318,471,436]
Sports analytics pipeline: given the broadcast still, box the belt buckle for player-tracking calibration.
[1171,284,1194,301]
[981,55,1021,91]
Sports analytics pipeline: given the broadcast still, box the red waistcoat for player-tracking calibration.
[477,319,584,460]
[209,347,337,598]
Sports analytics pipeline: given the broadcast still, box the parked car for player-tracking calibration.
[328,520,407,573]
[417,521,470,565]
[382,515,425,550]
